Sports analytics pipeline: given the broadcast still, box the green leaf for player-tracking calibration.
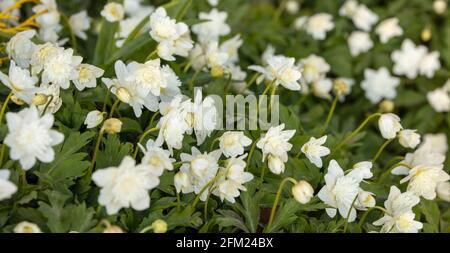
[420,198,440,233]
[266,199,301,233]
[96,134,133,169]
[215,210,249,232]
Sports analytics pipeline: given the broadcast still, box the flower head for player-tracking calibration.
[219,131,252,158]
[378,113,402,139]
[101,2,124,22]
[361,67,400,104]
[0,169,17,201]
[301,136,330,168]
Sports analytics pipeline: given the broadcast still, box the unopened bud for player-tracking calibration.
[152,219,167,233]
[421,27,432,42]
[379,100,394,113]
[210,66,224,78]
[10,95,25,105]
[102,118,122,134]
[434,0,447,14]
[292,180,314,204]
[32,94,48,106]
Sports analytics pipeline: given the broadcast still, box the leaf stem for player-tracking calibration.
[372,139,394,163]
[0,92,12,125]
[323,96,339,131]
[358,206,387,231]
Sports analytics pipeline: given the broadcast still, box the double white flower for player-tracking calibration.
[373,186,422,233]
[0,169,17,201]
[0,61,39,104]
[219,131,252,158]
[294,13,334,40]
[149,7,193,61]
[301,136,330,168]
[257,124,295,174]
[4,106,64,170]
[92,156,160,215]
[318,160,374,222]
[361,68,400,104]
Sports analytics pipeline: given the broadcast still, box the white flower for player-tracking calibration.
[351,4,379,32]
[375,18,403,44]
[257,124,295,165]
[84,110,104,129]
[219,131,252,158]
[126,59,180,97]
[174,171,192,194]
[298,54,330,84]
[339,0,358,17]
[378,113,402,140]
[192,90,218,145]
[102,60,159,117]
[178,147,222,201]
[301,136,330,168]
[69,11,91,40]
[42,48,83,89]
[355,191,376,210]
[207,0,219,6]
[434,0,447,14]
[6,30,36,68]
[0,61,39,104]
[149,7,193,61]
[373,186,422,233]
[419,51,440,78]
[303,13,334,40]
[400,164,450,200]
[398,129,421,149]
[361,67,400,104]
[392,147,446,176]
[73,64,104,91]
[334,77,355,101]
[391,39,428,79]
[421,133,448,154]
[101,2,124,23]
[214,155,253,203]
[293,16,308,30]
[0,169,17,201]
[348,31,373,56]
[427,88,450,112]
[14,221,42,233]
[436,182,450,202]
[192,8,230,42]
[4,106,64,170]
[318,160,370,222]
[30,43,61,75]
[292,180,314,204]
[92,156,160,215]
[249,55,302,90]
[140,140,175,175]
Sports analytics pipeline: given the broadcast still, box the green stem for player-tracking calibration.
[176,191,181,211]
[139,225,154,233]
[372,139,394,163]
[191,173,224,209]
[323,96,338,131]
[269,84,277,113]
[265,177,297,232]
[245,140,257,171]
[102,86,113,112]
[88,129,105,176]
[60,13,78,53]
[358,206,387,230]
[149,111,160,128]
[0,92,12,125]
[332,113,382,155]
[0,144,5,167]
[343,195,359,233]
[223,73,233,95]
[188,65,205,91]
[108,100,120,118]
[209,137,220,151]
[133,127,159,159]
[245,73,260,90]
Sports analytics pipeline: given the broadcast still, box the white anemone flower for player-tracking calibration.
[391,39,428,79]
[69,11,91,40]
[101,2,125,23]
[298,54,330,84]
[0,61,39,104]
[6,30,37,68]
[42,48,83,89]
[192,8,231,42]
[4,106,64,170]
[361,67,400,104]
[348,31,373,57]
[400,164,450,200]
[301,136,330,168]
[139,140,175,175]
[73,64,104,91]
[378,113,402,140]
[92,156,160,215]
[219,131,252,158]
[0,169,17,201]
[375,18,403,44]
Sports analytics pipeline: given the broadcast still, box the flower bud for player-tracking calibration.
[268,155,285,175]
[292,180,314,204]
[32,94,48,106]
[10,94,25,105]
[398,129,421,149]
[102,118,122,134]
[103,225,123,233]
[152,219,168,233]
[433,0,447,14]
[333,79,350,97]
[210,66,224,78]
[13,221,42,233]
[421,27,432,42]
[379,99,394,113]
[378,113,402,139]
[84,110,104,129]
[116,87,131,103]
[357,191,376,210]
[285,0,300,14]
